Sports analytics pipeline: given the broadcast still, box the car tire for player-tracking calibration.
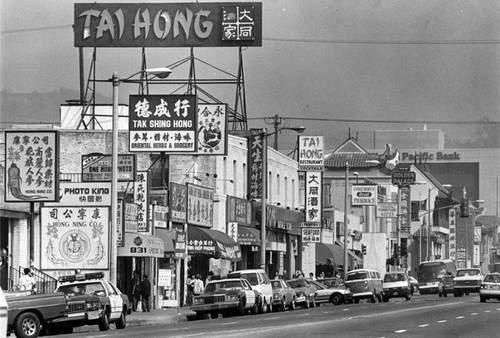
[330,293,343,306]
[116,310,127,329]
[310,295,316,308]
[196,311,205,320]
[251,300,259,314]
[382,296,389,302]
[14,312,41,338]
[238,298,247,316]
[405,292,412,301]
[280,298,286,311]
[210,311,219,319]
[371,293,377,303]
[354,298,360,304]
[98,310,110,331]
[268,300,273,313]
[480,295,486,303]
[259,298,267,314]
[304,296,310,309]
[289,298,296,310]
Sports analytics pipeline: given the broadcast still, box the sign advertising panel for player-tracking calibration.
[46,182,111,206]
[248,129,264,199]
[40,206,109,270]
[474,226,482,243]
[169,182,187,223]
[117,200,123,247]
[134,171,148,232]
[154,205,168,229]
[128,95,197,153]
[175,230,187,259]
[352,184,377,206]
[298,136,324,171]
[448,208,457,261]
[227,196,252,226]
[473,244,480,266]
[305,171,322,226]
[227,222,238,243]
[376,202,398,218]
[399,187,411,232]
[74,3,262,48]
[391,171,416,186]
[187,183,214,228]
[124,202,139,233]
[301,227,321,243]
[82,153,136,181]
[196,104,228,155]
[5,130,59,202]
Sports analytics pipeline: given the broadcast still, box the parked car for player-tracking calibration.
[479,272,500,302]
[316,277,344,289]
[345,269,383,303]
[0,289,8,338]
[55,272,129,331]
[191,277,259,318]
[271,279,296,311]
[453,268,482,297]
[309,280,353,305]
[408,276,419,293]
[438,274,454,298]
[233,269,273,313]
[382,271,413,301]
[286,278,318,308]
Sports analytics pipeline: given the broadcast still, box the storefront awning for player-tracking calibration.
[188,226,242,262]
[238,226,261,246]
[117,233,164,258]
[315,243,344,265]
[155,229,176,256]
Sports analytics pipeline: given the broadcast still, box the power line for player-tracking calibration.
[248,116,500,125]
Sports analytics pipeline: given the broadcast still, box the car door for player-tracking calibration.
[104,281,124,320]
[242,280,256,307]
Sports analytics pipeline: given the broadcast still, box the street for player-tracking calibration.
[61,294,499,338]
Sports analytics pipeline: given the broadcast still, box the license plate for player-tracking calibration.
[87,311,100,320]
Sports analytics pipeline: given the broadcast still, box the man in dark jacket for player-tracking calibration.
[140,274,152,312]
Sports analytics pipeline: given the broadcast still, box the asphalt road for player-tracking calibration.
[64,294,500,338]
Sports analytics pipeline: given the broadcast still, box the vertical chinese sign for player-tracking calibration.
[134,171,148,232]
[222,5,256,41]
[305,171,322,227]
[248,129,264,199]
[196,104,228,155]
[5,131,59,202]
[169,183,187,223]
[448,208,457,261]
[187,183,214,228]
[399,187,411,233]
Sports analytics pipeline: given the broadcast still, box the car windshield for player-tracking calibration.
[287,280,308,288]
[384,274,406,282]
[484,274,500,283]
[58,282,104,296]
[346,272,367,281]
[240,273,258,286]
[205,281,243,293]
[456,269,479,277]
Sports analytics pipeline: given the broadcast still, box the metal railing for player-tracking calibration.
[7,266,58,294]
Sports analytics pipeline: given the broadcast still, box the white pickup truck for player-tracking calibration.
[453,268,483,297]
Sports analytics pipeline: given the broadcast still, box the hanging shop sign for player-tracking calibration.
[352,184,377,206]
[248,129,264,199]
[117,200,123,247]
[305,171,322,226]
[169,182,187,223]
[82,153,136,182]
[40,206,109,270]
[134,171,148,232]
[448,208,457,261]
[474,226,482,243]
[128,95,197,153]
[46,182,111,206]
[74,3,262,48]
[400,187,411,233]
[154,205,168,229]
[298,136,324,171]
[227,195,252,226]
[302,227,321,243]
[195,104,228,155]
[376,202,398,218]
[187,183,214,228]
[5,130,59,202]
[175,230,187,259]
[124,202,139,233]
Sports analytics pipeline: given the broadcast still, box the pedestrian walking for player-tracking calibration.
[140,274,151,312]
[131,271,141,311]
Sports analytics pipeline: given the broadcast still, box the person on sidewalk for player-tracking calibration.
[131,271,141,311]
[193,274,204,296]
[18,268,36,292]
[186,275,195,306]
[140,274,151,312]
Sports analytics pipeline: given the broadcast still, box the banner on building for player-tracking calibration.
[399,187,411,233]
[248,129,265,199]
[128,95,197,153]
[40,206,109,270]
[46,182,111,206]
[305,171,322,226]
[5,130,59,202]
[74,2,262,48]
[352,184,377,206]
[81,153,136,182]
[134,171,148,232]
[169,182,187,223]
[298,136,324,171]
[448,208,457,261]
[187,183,214,228]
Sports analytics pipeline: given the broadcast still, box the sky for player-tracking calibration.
[1,0,499,150]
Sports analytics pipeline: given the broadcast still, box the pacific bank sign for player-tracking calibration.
[401,151,461,162]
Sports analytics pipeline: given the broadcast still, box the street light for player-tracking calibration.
[110,67,172,285]
[264,114,306,150]
[343,159,379,280]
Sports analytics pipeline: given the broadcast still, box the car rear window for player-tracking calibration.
[240,273,259,286]
[484,274,500,283]
[346,272,368,281]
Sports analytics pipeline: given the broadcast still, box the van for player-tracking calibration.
[345,268,383,303]
[233,269,273,313]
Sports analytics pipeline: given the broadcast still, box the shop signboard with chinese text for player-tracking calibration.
[473,245,480,266]
[448,208,457,261]
[154,205,168,229]
[305,171,322,226]
[227,195,252,226]
[376,202,398,218]
[124,202,139,233]
[46,182,111,206]
[298,136,324,171]
[169,182,187,223]
[187,183,214,228]
[195,104,228,155]
[134,172,148,232]
[248,129,264,199]
[175,230,186,259]
[302,227,321,243]
[40,206,109,270]
[474,226,482,243]
[74,2,262,48]
[5,130,59,202]
[352,184,377,206]
[400,187,411,232]
[82,153,136,181]
[391,170,416,186]
[129,95,197,153]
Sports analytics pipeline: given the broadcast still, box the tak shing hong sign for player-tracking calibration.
[74,3,262,48]
[129,95,197,152]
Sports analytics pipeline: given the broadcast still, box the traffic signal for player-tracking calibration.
[400,238,407,257]
[362,244,367,255]
[460,198,470,218]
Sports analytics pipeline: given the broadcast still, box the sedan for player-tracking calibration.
[309,280,353,305]
[286,279,318,308]
[479,272,500,302]
[270,279,296,311]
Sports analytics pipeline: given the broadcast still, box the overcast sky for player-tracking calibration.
[1,0,499,150]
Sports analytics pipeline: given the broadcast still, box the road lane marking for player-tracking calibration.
[418,324,429,327]
[455,316,464,319]
[470,313,477,316]
[263,317,280,320]
[221,321,240,326]
[437,320,447,323]
[484,310,491,313]
[395,329,407,333]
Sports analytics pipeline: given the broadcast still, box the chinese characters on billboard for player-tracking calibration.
[169,182,187,223]
[305,171,322,226]
[248,129,264,199]
[399,187,411,232]
[197,104,228,155]
[82,153,136,181]
[134,171,148,232]
[187,183,214,228]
